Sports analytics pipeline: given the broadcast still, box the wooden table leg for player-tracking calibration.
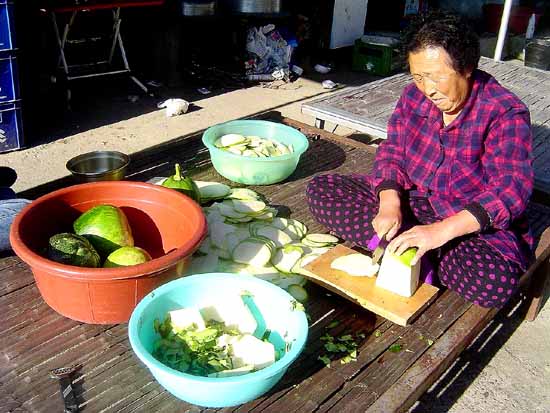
[315,118,325,130]
[526,258,550,321]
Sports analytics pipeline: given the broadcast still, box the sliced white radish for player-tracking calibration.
[271,246,303,273]
[255,226,292,248]
[292,253,321,275]
[227,146,244,155]
[270,217,289,230]
[195,181,231,200]
[225,216,253,224]
[217,133,246,147]
[304,233,339,244]
[217,202,247,219]
[227,188,262,201]
[242,150,259,157]
[288,284,308,302]
[232,239,273,267]
[232,199,267,214]
[330,253,379,277]
[198,237,212,255]
[254,211,275,221]
[224,231,249,253]
[210,222,237,249]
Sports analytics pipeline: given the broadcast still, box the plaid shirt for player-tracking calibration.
[372,69,534,269]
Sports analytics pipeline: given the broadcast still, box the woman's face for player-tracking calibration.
[408,46,472,115]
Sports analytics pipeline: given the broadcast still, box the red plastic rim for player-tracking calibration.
[10,181,207,281]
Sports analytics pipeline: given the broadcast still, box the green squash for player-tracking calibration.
[104,246,152,268]
[73,205,134,259]
[47,233,101,268]
[162,163,201,203]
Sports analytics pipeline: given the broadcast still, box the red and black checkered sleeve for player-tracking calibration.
[468,105,533,230]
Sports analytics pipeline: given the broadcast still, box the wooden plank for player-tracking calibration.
[367,305,496,413]
[253,320,402,413]
[229,292,382,412]
[314,291,472,412]
[303,245,439,326]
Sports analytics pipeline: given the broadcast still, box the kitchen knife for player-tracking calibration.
[368,234,388,265]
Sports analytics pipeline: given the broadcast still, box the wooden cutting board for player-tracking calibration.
[303,244,439,326]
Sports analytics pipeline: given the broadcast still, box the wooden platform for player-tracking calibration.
[2,115,550,412]
[302,57,550,194]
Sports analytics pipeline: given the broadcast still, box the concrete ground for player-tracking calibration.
[2,72,549,411]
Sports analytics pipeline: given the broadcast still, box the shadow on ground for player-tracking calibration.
[24,63,380,149]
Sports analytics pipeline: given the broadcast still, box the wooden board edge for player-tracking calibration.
[301,267,439,327]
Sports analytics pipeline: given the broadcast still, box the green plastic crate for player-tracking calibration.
[352,36,403,76]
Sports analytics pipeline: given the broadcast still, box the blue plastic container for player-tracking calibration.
[128,273,308,408]
[0,3,15,52]
[0,55,19,103]
[202,120,309,185]
[0,101,22,152]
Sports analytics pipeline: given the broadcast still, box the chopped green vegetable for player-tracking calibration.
[374,330,382,338]
[318,355,331,367]
[326,320,340,329]
[427,339,434,346]
[389,344,403,353]
[338,334,354,342]
[318,331,363,367]
[290,300,305,312]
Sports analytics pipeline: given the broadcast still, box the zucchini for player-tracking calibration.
[288,284,308,302]
[194,181,231,201]
[232,239,273,267]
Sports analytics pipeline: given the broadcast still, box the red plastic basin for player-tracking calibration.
[10,181,207,324]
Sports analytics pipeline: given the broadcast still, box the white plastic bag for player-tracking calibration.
[157,98,190,117]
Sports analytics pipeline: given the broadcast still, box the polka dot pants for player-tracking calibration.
[306,174,522,309]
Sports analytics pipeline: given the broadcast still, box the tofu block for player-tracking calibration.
[229,334,276,370]
[169,307,206,331]
[207,365,254,378]
[216,333,238,349]
[375,249,421,297]
[200,295,258,334]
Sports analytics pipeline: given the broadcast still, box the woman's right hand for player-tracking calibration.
[372,189,402,241]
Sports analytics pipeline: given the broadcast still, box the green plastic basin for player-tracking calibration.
[202,120,309,185]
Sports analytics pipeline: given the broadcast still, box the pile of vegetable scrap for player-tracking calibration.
[318,321,365,367]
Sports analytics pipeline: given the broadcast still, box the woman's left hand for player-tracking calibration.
[386,223,450,265]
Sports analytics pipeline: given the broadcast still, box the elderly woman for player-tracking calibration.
[306,12,533,308]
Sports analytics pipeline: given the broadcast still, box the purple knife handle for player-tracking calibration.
[367,234,380,251]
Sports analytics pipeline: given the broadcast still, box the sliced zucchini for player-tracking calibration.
[255,226,293,248]
[217,133,246,147]
[288,284,308,302]
[271,246,303,274]
[304,233,340,245]
[232,239,273,267]
[232,200,267,214]
[195,181,231,201]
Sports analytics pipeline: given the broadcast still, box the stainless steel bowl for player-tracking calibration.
[225,0,281,14]
[66,151,130,183]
